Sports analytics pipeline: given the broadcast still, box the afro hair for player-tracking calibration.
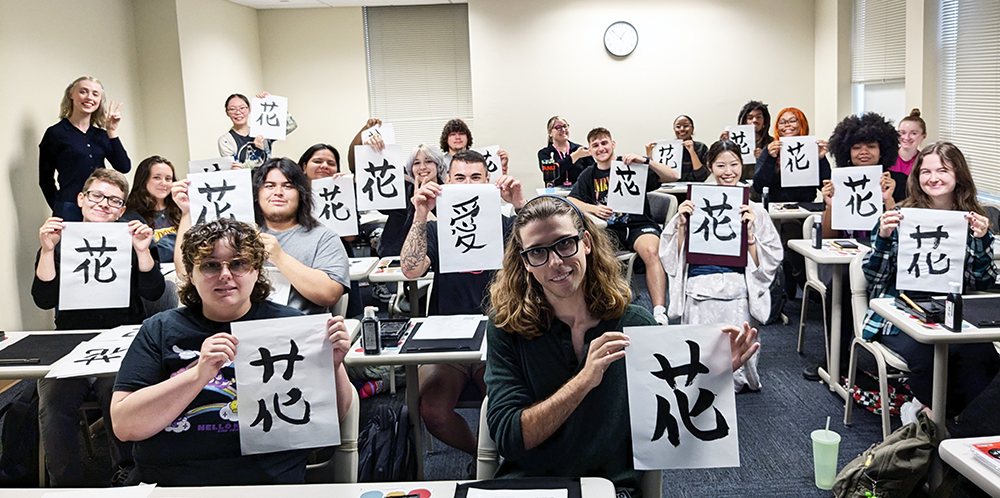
[828,112,898,168]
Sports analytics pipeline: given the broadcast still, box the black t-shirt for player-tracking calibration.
[425,216,514,315]
[568,162,659,226]
[680,141,710,182]
[114,301,310,486]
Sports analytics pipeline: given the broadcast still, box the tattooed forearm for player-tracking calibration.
[401,220,430,278]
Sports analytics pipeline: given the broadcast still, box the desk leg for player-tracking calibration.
[408,281,421,318]
[406,364,424,479]
[817,271,849,400]
[927,342,949,490]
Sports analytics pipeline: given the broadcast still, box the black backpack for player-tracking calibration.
[357,404,416,482]
[0,381,40,487]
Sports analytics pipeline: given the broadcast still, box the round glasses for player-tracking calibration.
[198,259,253,277]
[520,232,583,267]
[83,190,125,209]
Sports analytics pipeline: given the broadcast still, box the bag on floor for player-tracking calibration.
[0,382,40,487]
[357,404,416,482]
[833,411,943,497]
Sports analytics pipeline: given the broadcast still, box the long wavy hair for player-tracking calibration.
[59,76,108,128]
[178,218,272,308]
[900,142,984,215]
[488,196,631,339]
[439,118,473,153]
[828,112,899,169]
[125,156,181,228]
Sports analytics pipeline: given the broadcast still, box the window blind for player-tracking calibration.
[364,4,473,155]
[939,0,1000,194]
[852,0,907,84]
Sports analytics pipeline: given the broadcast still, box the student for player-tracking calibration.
[537,115,594,187]
[485,195,759,496]
[39,76,130,221]
[569,127,680,325]
[720,100,772,179]
[659,140,782,392]
[439,118,509,172]
[891,109,928,201]
[110,218,353,486]
[377,143,449,258]
[862,142,998,425]
[400,149,526,470]
[218,91,297,170]
[122,156,181,264]
[32,168,163,486]
[647,115,708,182]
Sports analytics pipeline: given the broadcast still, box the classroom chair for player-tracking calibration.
[797,215,829,357]
[305,387,361,483]
[843,253,910,440]
[476,396,663,498]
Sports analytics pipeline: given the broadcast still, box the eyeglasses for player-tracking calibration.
[552,124,569,131]
[520,232,583,267]
[226,106,249,114]
[83,190,125,208]
[197,259,253,277]
[777,117,799,127]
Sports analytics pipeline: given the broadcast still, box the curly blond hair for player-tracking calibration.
[488,196,631,339]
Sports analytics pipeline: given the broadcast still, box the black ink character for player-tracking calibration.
[649,341,730,447]
[906,225,952,278]
[612,164,641,197]
[692,193,738,242]
[196,180,238,224]
[73,347,127,366]
[362,159,399,201]
[481,149,498,174]
[659,144,676,167]
[842,175,878,217]
[450,196,486,253]
[250,388,312,433]
[729,131,750,154]
[318,185,351,221]
[73,236,119,284]
[249,340,305,383]
[256,101,280,127]
[784,142,811,172]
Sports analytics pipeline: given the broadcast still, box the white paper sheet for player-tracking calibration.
[625,323,739,470]
[725,125,756,164]
[471,145,503,182]
[831,165,883,231]
[312,176,359,236]
[778,136,821,187]
[46,341,131,378]
[265,267,292,306]
[189,156,234,174]
[896,207,968,293]
[412,315,482,340]
[232,314,341,455]
[354,144,407,211]
[470,489,568,498]
[361,122,396,145]
[652,139,683,173]
[41,482,155,498]
[249,94,288,140]
[187,169,255,225]
[90,324,141,344]
[436,184,504,273]
[687,185,744,257]
[607,160,649,215]
[59,222,133,311]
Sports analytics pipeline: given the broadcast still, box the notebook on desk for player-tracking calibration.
[400,319,487,353]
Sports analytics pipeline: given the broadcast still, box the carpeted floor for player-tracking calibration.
[2,274,997,496]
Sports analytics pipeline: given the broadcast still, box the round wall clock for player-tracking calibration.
[604,21,638,57]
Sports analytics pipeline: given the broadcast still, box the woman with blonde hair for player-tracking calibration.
[484,195,759,495]
[537,116,593,187]
[39,75,129,221]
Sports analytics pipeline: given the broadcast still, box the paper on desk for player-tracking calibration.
[90,324,141,344]
[42,483,155,498]
[46,340,132,378]
[413,315,481,340]
[470,489,568,498]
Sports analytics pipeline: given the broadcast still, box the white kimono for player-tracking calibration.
[658,201,783,392]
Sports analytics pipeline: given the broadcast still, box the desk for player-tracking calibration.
[344,317,487,479]
[534,187,572,197]
[788,239,868,400]
[349,257,380,281]
[768,203,820,221]
[0,330,104,379]
[869,296,1000,430]
[368,257,434,317]
[1,477,616,497]
[940,436,1000,497]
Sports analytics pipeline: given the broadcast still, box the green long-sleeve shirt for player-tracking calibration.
[484,305,655,498]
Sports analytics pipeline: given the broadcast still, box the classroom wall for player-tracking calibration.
[257,7,371,165]
[466,0,819,192]
[0,0,147,331]
[175,0,265,170]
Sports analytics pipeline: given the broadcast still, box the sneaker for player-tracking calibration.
[110,466,132,487]
[371,282,394,303]
[900,398,924,426]
[802,365,821,381]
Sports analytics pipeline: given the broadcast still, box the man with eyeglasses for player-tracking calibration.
[400,149,526,473]
[32,168,165,486]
